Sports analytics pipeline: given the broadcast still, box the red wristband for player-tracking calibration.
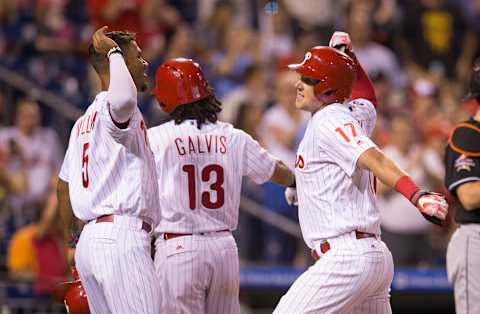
[394,176,419,202]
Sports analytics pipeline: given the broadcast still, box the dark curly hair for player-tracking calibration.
[167,93,223,129]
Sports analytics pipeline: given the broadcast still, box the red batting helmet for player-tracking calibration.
[288,46,356,104]
[53,267,90,314]
[151,58,212,113]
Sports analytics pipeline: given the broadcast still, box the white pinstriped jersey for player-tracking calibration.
[148,120,277,234]
[59,92,160,225]
[295,99,378,248]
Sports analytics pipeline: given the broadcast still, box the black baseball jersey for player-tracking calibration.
[444,118,480,223]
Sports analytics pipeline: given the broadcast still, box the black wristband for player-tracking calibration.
[107,46,123,58]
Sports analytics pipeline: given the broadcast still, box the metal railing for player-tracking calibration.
[0,65,83,122]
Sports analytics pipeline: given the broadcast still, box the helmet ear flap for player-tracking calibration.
[322,88,336,96]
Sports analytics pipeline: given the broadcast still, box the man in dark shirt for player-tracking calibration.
[444,59,480,314]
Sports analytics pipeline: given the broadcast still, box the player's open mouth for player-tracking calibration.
[296,92,304,101]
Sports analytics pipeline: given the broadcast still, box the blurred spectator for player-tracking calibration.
[282,0,344,32]
[401,0,477,81]
[348,1,406,88]
[0,99,62,215]
[276,30,320,70]
[378,114,435,266]
[208,26,259,98]
[234,101,267,263]
[258,2,294,62]
[7,181,68,295]
[197,0,251,34]
[162,23,194,61]
[196,0,237,51]
[88,0,146,44]
[220,64,270,123]
[34,0,76,53]
[258,70,307,264]
[259,70,308,168]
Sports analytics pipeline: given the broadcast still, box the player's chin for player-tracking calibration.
[295,98,307,111]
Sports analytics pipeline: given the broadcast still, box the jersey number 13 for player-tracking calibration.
[182,164,225,210]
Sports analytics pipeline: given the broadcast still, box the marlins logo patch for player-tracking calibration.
[454,155,475,172]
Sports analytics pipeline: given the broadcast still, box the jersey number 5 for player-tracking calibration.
[82,143,90,188]
[182,164,225,210]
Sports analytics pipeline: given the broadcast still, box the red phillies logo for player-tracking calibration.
[295,155,305,169]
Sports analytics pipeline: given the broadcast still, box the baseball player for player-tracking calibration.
[148,58,295,314]
[444,59,480,314]
[57,27,160,313]
[274,32,449,313]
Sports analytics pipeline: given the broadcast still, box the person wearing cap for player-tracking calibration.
[444,59,480,314]
[147,58,295,313]
[273,31,449,313]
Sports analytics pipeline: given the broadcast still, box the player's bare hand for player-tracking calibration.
[92,26,119,57]
[414,192,449,225]
[329,31,354,57]
[285,187,298,206]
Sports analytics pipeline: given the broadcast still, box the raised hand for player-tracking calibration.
[92,26,120,57]
[329,31,354,55]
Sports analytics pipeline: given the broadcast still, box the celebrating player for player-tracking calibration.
[57,27,160,313]
[148,58,295,313]
[274,32,449,313]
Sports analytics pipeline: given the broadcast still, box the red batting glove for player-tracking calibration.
[411,191,449,225]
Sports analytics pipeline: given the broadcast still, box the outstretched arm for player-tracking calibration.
[270,160,296,187]
[358,147,448,225]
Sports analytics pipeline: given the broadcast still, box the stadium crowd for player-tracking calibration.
[0,0,478,302]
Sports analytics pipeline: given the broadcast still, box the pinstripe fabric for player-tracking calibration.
[147,120,276,233]
[59,92,160,226]
[276,99,394,312]
[60,92,161,313]
[148,119,276,313]
[75,217,160,314]
[154,233,240,314]
[295,100,379,247]
[274,232,394,314]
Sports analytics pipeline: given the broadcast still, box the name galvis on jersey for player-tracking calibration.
[148,120,277,234]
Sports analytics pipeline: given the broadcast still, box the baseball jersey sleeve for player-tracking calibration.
[316,113,376,177]
[347,98,377,137]
[59,128,76,182]
[58,149,70,182]
[444,150,480,195]
[242,132,277,184]
[100,100,136,143]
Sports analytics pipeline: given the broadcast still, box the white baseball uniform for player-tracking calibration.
[148,119,277,314]
[274,99,394,314]
[59,91,161,314]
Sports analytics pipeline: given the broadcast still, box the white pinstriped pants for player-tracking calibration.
[154,231,240,314]
[274,231,394,314]
[75,216,160,314]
